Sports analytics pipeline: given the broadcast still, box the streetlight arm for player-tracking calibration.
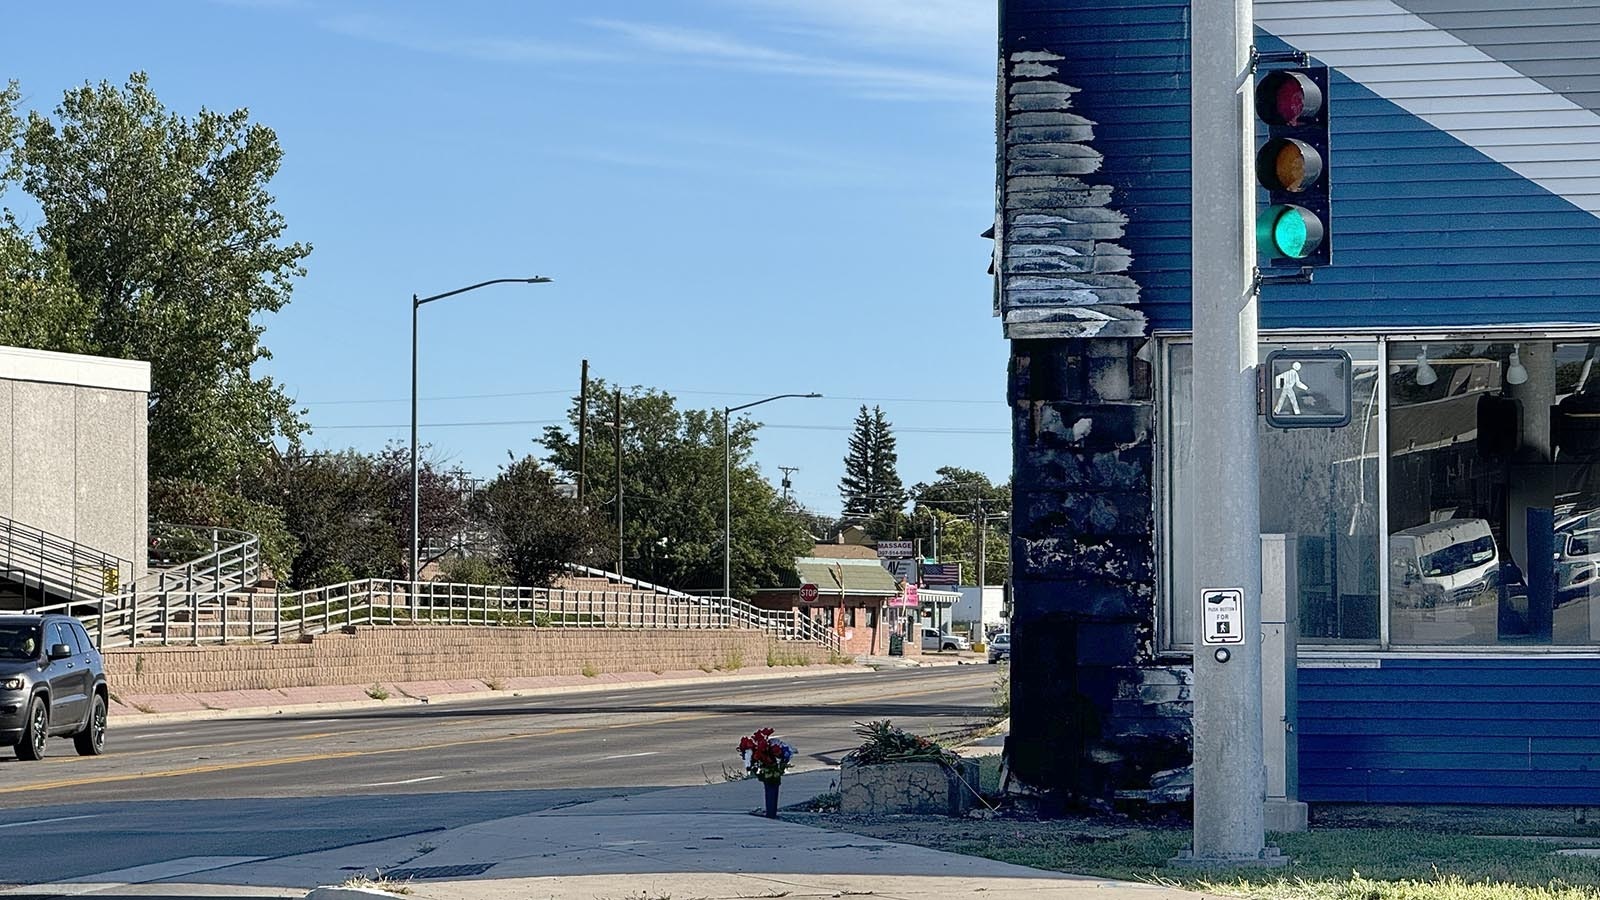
[725,392,822,415]
[415,277,552,307]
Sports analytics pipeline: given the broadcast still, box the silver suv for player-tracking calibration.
[0,614,109,760]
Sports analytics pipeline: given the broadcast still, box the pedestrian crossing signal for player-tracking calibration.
[1263,348,1352,429]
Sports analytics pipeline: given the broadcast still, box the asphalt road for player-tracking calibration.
[0,665,998,888]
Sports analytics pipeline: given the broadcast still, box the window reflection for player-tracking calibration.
[1387,341,1600,645]
[1167,342,1381,645]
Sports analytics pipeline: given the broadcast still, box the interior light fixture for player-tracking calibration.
[1415,346,1438,387]
[1506,347,1529,385]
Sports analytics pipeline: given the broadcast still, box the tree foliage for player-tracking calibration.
[0,73,308,484]
[541,379,810,597]
[839,405,907,539]
[473,454,605,588]
[907,467,1011,586]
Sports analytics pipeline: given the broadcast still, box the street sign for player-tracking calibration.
[799,583,819,603]
[1201,588,1244,645]
[1263,348,1352,429]
[876,540,914,558]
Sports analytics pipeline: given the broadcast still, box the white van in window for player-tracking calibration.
[1390,519,1500,609]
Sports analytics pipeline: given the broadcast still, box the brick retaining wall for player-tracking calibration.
[104,627,834,695]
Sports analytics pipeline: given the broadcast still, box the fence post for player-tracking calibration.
[190,591,200,646]
[130,592,139,648]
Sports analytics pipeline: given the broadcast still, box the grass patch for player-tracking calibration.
[581,662,600,678]
[827,650,856,665]
[766,644,813,667]
[364,682,390,701]
[992,664,1010,718]
[483,676,505,691]
[340,874,412,895]
[717,646,744,671]
[807,816,1600,900]
[804,791,842,813]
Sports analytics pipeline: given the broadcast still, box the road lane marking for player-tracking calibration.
[600,751,658,760]
[0,814,99,829]
[0,680,983,796]
[360,775,448,787]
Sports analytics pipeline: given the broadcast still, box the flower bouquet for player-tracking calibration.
[739,727,796,818]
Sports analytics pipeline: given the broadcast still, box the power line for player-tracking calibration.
[310,419,1007,435]
[301,387,1007,407]
[312,418,565,431]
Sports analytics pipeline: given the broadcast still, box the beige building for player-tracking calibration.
[0,346,150,599]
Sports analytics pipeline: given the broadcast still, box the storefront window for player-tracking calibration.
[1387,341,1600,645]
[1167,341,1382,646]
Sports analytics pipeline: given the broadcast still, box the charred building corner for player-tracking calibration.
[995,9,1193,806]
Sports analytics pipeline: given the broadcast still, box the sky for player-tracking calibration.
[3,0,1007,516]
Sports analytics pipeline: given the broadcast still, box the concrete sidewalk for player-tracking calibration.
[172,770,1202,900]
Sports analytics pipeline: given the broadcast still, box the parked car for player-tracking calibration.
[0,614,108,760]
[987,633,1011,663]
[921,627,971,652]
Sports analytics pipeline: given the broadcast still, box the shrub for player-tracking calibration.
[846,720,958,766]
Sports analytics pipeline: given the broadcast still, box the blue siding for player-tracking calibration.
[1003,0,1193,330]
[1254,34,1600,331]
[1300,658,1600,805]
[1004,2,1600,332]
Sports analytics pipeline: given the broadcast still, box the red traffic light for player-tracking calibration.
[1255,71,1323,127]
[1256,137,1324,192]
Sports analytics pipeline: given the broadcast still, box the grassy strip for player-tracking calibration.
[807,817,1600,900]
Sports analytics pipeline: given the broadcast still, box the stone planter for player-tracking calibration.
[839,757,981,817]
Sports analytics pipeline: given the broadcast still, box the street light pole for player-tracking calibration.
[722,392,821,598]
[411,277,552,586]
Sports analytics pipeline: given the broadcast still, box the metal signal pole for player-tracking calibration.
[1181,0,1279,868]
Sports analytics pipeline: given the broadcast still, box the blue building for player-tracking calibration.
[999,0,1600,805]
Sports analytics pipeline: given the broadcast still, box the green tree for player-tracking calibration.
[839,405,907,538]
[2,73,308,485]
[541,380,810,597]
[908,468,1011,586]
[474,454,605,587]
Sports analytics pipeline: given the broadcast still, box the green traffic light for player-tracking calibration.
[1258,204,1324,260]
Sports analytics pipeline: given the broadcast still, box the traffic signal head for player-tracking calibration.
[1254,67,1332,268]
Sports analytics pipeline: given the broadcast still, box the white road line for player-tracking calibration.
[0,814,99,830]
[119,730,190,740]
[0,855,263,895]
[359,774,447,787]
[600,751,659,761]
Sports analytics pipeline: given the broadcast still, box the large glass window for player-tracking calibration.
[1167,341,1382,646]
[1387,341,1600,645]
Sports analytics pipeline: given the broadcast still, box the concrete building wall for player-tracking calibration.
[0,347,150,580]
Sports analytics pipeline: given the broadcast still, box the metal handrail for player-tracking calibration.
[138,523,261,597]
[40,578,841,653]
[0,514,135,605]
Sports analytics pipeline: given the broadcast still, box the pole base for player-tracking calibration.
[1265,799,1309,833]
[1168,846,1289,869]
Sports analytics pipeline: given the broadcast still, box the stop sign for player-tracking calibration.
[800,583,819,603]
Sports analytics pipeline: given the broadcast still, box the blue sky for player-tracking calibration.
[4,0,1007,516]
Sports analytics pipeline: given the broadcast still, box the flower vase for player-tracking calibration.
[763,779,780,818]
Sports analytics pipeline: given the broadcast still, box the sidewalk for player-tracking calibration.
[107,662,873,724]
[184,770,1203,900]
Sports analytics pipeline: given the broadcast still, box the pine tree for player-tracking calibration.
[839,405,907,536]
[839,406,876,519]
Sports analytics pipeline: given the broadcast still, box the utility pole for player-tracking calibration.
[778,466,799,503]
[614,389,620,576]
[1181,0,1278,868]
[577,359,589,503]
[974,499,987,591]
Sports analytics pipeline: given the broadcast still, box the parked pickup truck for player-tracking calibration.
[921,627,970,652]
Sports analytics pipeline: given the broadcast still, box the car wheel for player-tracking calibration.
[943,642,956,651]
[15,697,47,761]
[74,694,107,756]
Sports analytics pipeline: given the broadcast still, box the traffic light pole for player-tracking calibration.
[1180,0,1281,869]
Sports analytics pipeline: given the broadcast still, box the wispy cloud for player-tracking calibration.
[587,18,989,102]
[318,12,618,65]
[733,0,995,54]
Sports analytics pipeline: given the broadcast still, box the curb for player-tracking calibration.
[108,663,880,725]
